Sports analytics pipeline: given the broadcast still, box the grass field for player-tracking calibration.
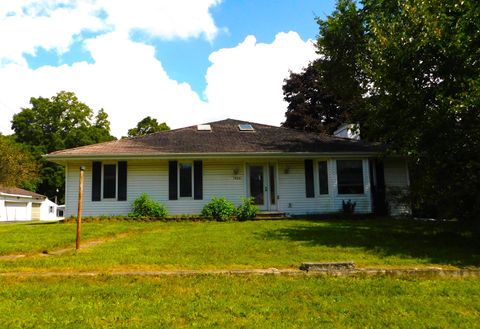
[1,218,478,328]
[0,218,478,272]
[1,275,479,328]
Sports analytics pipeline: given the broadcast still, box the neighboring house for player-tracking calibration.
[45,119,410,217]
[0,186,59,221]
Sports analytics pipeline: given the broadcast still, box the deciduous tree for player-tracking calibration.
[127,116,170,137]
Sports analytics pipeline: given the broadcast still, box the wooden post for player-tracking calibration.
[76,166,85,250]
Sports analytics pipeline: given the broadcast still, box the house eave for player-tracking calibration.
[44,151,382,164]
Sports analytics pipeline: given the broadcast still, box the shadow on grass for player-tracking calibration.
[259,219,480,267]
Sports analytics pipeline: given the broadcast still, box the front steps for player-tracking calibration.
[255,211,288,220]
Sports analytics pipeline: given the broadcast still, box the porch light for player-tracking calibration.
[284,166,290,174]
[233,167,240,175]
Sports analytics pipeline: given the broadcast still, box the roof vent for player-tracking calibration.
[238,123,254,131]
[197,124,212,131]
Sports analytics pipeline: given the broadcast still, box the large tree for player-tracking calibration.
[283,0,366,134]
[127,116,170,137]
[11,91,116,200]
[0,135,39,189]
[283,0,480,221]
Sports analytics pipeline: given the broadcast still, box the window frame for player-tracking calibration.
[178,161,194,199]
[102,163,118,200]
[318,160,329,195]
[336,159,365,195]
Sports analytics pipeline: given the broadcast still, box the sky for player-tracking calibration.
[0,0,337,138]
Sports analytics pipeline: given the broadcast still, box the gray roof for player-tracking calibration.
[46,119,380,159]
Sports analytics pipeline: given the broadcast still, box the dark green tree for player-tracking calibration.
[11,91,116,201]
[360,0,480,220]
[283,0,366,134]
[127,116,170,137]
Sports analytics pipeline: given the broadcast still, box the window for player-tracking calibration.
[103,164,117,198]
[337,160,364,194]
[238,123,254,131]
[318,161,329,195]
[92,161,127,201]
[179,163,193,197]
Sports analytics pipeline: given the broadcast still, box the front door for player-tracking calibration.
[248,164,276,211]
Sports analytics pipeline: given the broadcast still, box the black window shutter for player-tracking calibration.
[92,161,101,202]
[168,161,178,200]
[305,159,314,198]
[118,161,127,201]
[194,160,203,200]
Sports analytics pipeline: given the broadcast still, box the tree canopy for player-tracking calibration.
[11,91,116,200]
[127,116,170,137]
[283,0,480,220]
[0,135,39,189]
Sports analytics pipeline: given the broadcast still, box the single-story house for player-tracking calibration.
[44,119,410,218]
[0,186,59,221]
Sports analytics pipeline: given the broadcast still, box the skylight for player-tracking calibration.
[238,123,254,131]
[197,124,211,131]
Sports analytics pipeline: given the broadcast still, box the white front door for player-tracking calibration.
[248,164,277,211]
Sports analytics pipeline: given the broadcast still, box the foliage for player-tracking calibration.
[282,0,366,134]
[0,135,39,189]
[130,193,168,218]
[341,200,357,214]
[11,91,116,200]
[201,197,237,221]
[283,0,480,221]
[236,197,258,220]
[127,116,170,137]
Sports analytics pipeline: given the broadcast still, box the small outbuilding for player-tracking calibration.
[0,186,59,221]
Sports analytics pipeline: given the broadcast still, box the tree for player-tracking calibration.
[283,0,480,220]
[0,135,39,189]
[127,116,170,137]
[360,0,480,220]
[11,91,116,200]
[283,0,366,134]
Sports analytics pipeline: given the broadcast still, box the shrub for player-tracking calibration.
[237,197,258,221]
[342,200,356,214]
[201,197,237,221]
[131,193,168,218]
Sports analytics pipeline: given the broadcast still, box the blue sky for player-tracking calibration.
[0,0,337,137]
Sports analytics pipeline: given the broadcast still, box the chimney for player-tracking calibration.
[333,123,360,140]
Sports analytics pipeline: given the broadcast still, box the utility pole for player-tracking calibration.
[76,166,85,250]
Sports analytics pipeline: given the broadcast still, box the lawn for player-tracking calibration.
[0,218,478,272]
[0,275,479,328]
[1,218,478,328]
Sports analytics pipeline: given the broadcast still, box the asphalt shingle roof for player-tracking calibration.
[46,119,379,158]
[0,185,46,199]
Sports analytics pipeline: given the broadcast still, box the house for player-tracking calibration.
[0,186,60,221]
[44,119,410,217]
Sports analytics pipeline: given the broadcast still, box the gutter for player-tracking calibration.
[43,151,383,163]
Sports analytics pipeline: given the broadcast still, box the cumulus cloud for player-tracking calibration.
[204,32,317,126]
[0,1,318,138]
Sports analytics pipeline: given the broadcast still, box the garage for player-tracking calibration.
[4,202,29,221]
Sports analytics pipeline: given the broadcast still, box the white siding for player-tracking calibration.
[65,157,373,217]
[384,159,411,216]
[65,160,245,217]
[277,158,371,215]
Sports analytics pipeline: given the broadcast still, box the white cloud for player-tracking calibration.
[204,32,317,126]
[0,1,318,138]
[0,0,222,66]
[97,0,222,41]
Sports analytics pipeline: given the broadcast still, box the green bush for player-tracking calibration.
[130,193,168,218]
[237,197,258,221]
[201,197,237,221]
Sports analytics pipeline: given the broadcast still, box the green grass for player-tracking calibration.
[0,218,478,272]
[0,275,478,328]
[0,221,147,255]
